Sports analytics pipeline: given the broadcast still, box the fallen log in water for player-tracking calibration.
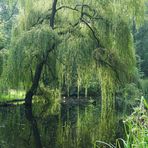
[0,99,25,107]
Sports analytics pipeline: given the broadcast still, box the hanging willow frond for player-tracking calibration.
[7,23,59,87]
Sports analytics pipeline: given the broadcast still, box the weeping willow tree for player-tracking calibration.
[0,1,145,144]
[0,0,20,87]
[2,0,60,105]
[2,0,144,112]
[54,0,144,118]
[91,0,145,143]
[55,0,144,143]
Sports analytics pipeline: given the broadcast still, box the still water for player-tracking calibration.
[0,100,124,148]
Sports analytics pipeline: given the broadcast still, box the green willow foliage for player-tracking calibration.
[0,0,144,102]
[91,0,144,141]
[9,24,58,86]
[4,0,59,88]
[57,25,98,95]
[0,32,6,50]
[0,0,145,125]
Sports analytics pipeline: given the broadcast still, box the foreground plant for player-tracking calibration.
[96,97,148,148]
[115,97,148,148]
[121,97,148,148]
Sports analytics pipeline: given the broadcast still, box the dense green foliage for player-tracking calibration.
[0,0,145,92]
[123,97,148,147]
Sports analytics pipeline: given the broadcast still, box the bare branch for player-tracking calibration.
[80,18,104,48]
[57,20,80,35]
[56,5,79,12]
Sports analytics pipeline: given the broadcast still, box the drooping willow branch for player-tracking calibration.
[80,18,103,48]
[56,3,111,49]
[56,5,79,12]
[56,4,96,16]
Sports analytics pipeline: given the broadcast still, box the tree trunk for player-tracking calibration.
[25,0,58,106]
[50,0,57,29]
[25,61,44,106]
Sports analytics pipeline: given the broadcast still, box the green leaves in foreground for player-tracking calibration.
[96,97,148,148]
[122,96,148,148]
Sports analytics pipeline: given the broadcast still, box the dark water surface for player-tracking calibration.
[0,101,124,148]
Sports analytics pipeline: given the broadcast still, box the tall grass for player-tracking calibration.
[120,96,148,148]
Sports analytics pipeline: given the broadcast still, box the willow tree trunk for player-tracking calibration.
[25,0,58,106]
[25,61,44,106]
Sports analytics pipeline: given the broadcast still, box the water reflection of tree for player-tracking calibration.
[25,106,42,148]
[25,103,59,148]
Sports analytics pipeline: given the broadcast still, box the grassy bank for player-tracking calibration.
[0,89,25,102]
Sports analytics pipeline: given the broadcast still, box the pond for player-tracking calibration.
[0,100,124,148]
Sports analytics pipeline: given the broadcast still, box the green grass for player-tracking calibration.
[0,89,25,102]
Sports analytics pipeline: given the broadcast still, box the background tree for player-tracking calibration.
[136,2,148,77]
